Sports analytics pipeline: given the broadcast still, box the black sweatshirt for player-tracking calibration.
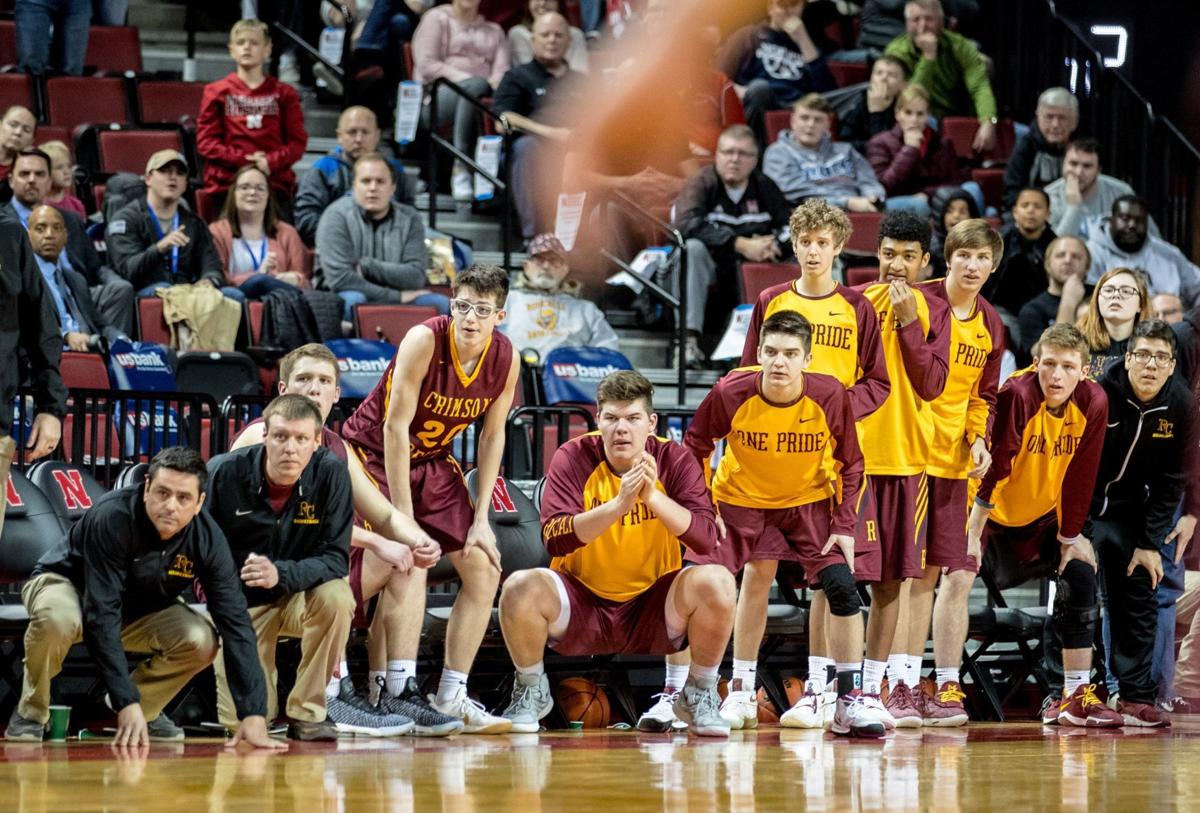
[204,445,352,606]
[33,485,267,718]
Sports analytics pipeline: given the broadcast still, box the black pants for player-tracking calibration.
[1094,517,1159,704]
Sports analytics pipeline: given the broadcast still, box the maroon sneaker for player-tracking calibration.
[923,681,969,727]
[1059,685,1122,728]
[1041,693,1063,725]
[1115,700,1171,728]
[885,682,923,728]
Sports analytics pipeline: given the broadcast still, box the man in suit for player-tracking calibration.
[27,205,127,350]
[4,148,135,337]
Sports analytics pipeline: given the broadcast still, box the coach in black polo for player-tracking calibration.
[205,393,355,742]
[5,447,278,749]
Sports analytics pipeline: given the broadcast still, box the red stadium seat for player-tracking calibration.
[827,60,869,88]
[0,73,33,113]
[98,128,184,175]
[741,263,800,304]
[136,80,207,126]
[45,76,130,128]
[845,211,885,255]
[845,265,878,286]
[194,188,224,223]
[84,26,142,73]
[354,304,439,344]
[137,297,170,345]
[765,109,791,145]
[247,300,263,345]
[34,125,74,157]
[0,20,16,67]
[971,167,1005,210]
[59,351,110,389]
[941,117,1017,165]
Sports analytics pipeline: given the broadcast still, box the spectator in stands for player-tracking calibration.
[315,152,444,320]
[857,0,983,54]
[14,0,90,76]
[884,0,997,153]
[37,141,85,218]
[354,0,428,73]
[1045,138,1157,240]
[509,0,587,73]
[1152,293,1184,325]
[500,233,618,359]
[675,123,791,366]
[492,12,584,241]
[196,19,308,211]
[1002,87,1078,210]
[928,185,978,275]
[295,106,412,246]
[1077,266,1151,380]
[764,93,885,210]
[412,0,509,202]
[0,106,36,187]
[106,150,236,301]
[866,84,962,214]
[4,148,136,337]
[983,188,1055,319]
[209,165,310,298]
[716,0,835,146]
[1017,234,1090,360]
[839,54,908,154]
[27,205,126,350]
[1087,196,1200,307]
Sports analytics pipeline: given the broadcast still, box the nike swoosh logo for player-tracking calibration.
[828,311,842,316]
[1064,421,1075,427]
[235,509,253,516]
[797,417,815,424]
[976,333,986,339]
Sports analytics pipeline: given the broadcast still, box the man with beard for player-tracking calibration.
[499,233,618,359]
[1086,196,1200,307]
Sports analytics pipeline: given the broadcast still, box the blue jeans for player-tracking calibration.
[355,0,418,53]
[1156,534,1187,700]
[578,0,602,34]
[238,274,297,299]
[15,0,91,75]
[884,194,931,217]
[337,290,451,322]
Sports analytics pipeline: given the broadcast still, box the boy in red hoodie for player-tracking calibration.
[196,20,308,210]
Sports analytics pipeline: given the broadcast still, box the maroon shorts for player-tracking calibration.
[854,473,929,582]
[548,569,686,657]
[348,546,372,629]
[353,447,473,553]
[926,476,975,573]
[981,513,1061,573]
[688,500,845,579]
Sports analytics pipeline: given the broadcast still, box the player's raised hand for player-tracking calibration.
[637,451,660,502]
[616,460,645,510]
[888,279,919,326]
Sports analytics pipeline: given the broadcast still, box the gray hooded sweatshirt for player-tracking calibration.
[762,132,885,208]
[1086,218,1200,306]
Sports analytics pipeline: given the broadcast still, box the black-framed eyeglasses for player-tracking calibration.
[1099,284,1139,300]
[1129,350,1174,366]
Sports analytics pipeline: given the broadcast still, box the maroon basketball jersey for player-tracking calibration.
[342,315,513,462]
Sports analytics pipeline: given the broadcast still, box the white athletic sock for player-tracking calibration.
[886,654,908,686]
[516,660,544,677]
[689,663,719,683]
[731,659,757,692]
[807,656,834,692]
[435,669,469,706]
[1064,669,1090,696]
[326,659,349,699]
[368,670,386,704]
[862,659,887,694]
[386,659,416,696]
[664,663,689,692]
[907,655,923,688]
[935,667,959,688]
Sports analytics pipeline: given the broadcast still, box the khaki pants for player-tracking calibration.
[19,572,218,724]
[1173,571,1200,698]
[213,579,354,727]
[0,434,15,540]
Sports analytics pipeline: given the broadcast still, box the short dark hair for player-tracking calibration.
[1113,194,1148,216]
[759,310,812,355]
[871,53,910,79]
[596,370,654,412]
[1067,136,1101,157]
[454,263,510,307]
[14,148,51,175]
[877,210,931,253]
[1016,187,1050,207]
[352,151,397,184]
[1130,319,1177,355]
[262,393,324,432]
[146,447,208,494]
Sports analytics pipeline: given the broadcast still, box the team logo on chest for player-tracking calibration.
[294,501,320,525]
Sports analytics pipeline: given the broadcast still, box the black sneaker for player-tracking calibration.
[375,676,464,737]
[327,676,414,737]
[147,713,185,742]
[287,718,339,741]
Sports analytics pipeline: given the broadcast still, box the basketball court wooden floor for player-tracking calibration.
[4,719,1199,812]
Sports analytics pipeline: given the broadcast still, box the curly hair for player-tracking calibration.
[789,199,852,248]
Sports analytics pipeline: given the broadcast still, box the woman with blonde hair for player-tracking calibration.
[1075,266,1151,379]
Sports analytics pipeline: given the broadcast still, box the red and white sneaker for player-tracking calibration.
[1059,685,1122,728]
[884,682,923,728]
[1115,700,1171,728]
[831,690,887,739]
[1040,693,1063,725]
[923,681,969,727]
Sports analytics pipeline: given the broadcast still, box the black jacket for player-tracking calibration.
[204,445,352,607]
[1002,119,1065,209]
[675,166,792,264]
[105,198,224,290]
[57,262,124,344]
[0,218,66,435]
[1089,363,1197,550]
[838,90,896,155]
[1,202,122,288]
[33,485,267,717]
[982,223,1055,317]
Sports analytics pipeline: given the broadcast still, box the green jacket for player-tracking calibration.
[884,29,997,121]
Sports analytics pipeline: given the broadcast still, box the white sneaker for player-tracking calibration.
[861,691,896,730]
[822,689,837,730]
[637,690,686,732]
[831,691,887,738]
[719,689,758,730]
[431,688,513,735]
[780,687,823,729]
[452,170,474,202]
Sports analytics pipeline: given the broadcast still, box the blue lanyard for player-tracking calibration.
[146,201,180,276]
[240,238,268,272]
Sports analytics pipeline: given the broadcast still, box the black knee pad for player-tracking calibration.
[818,563,861,617]
[1055,560,1099,648]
